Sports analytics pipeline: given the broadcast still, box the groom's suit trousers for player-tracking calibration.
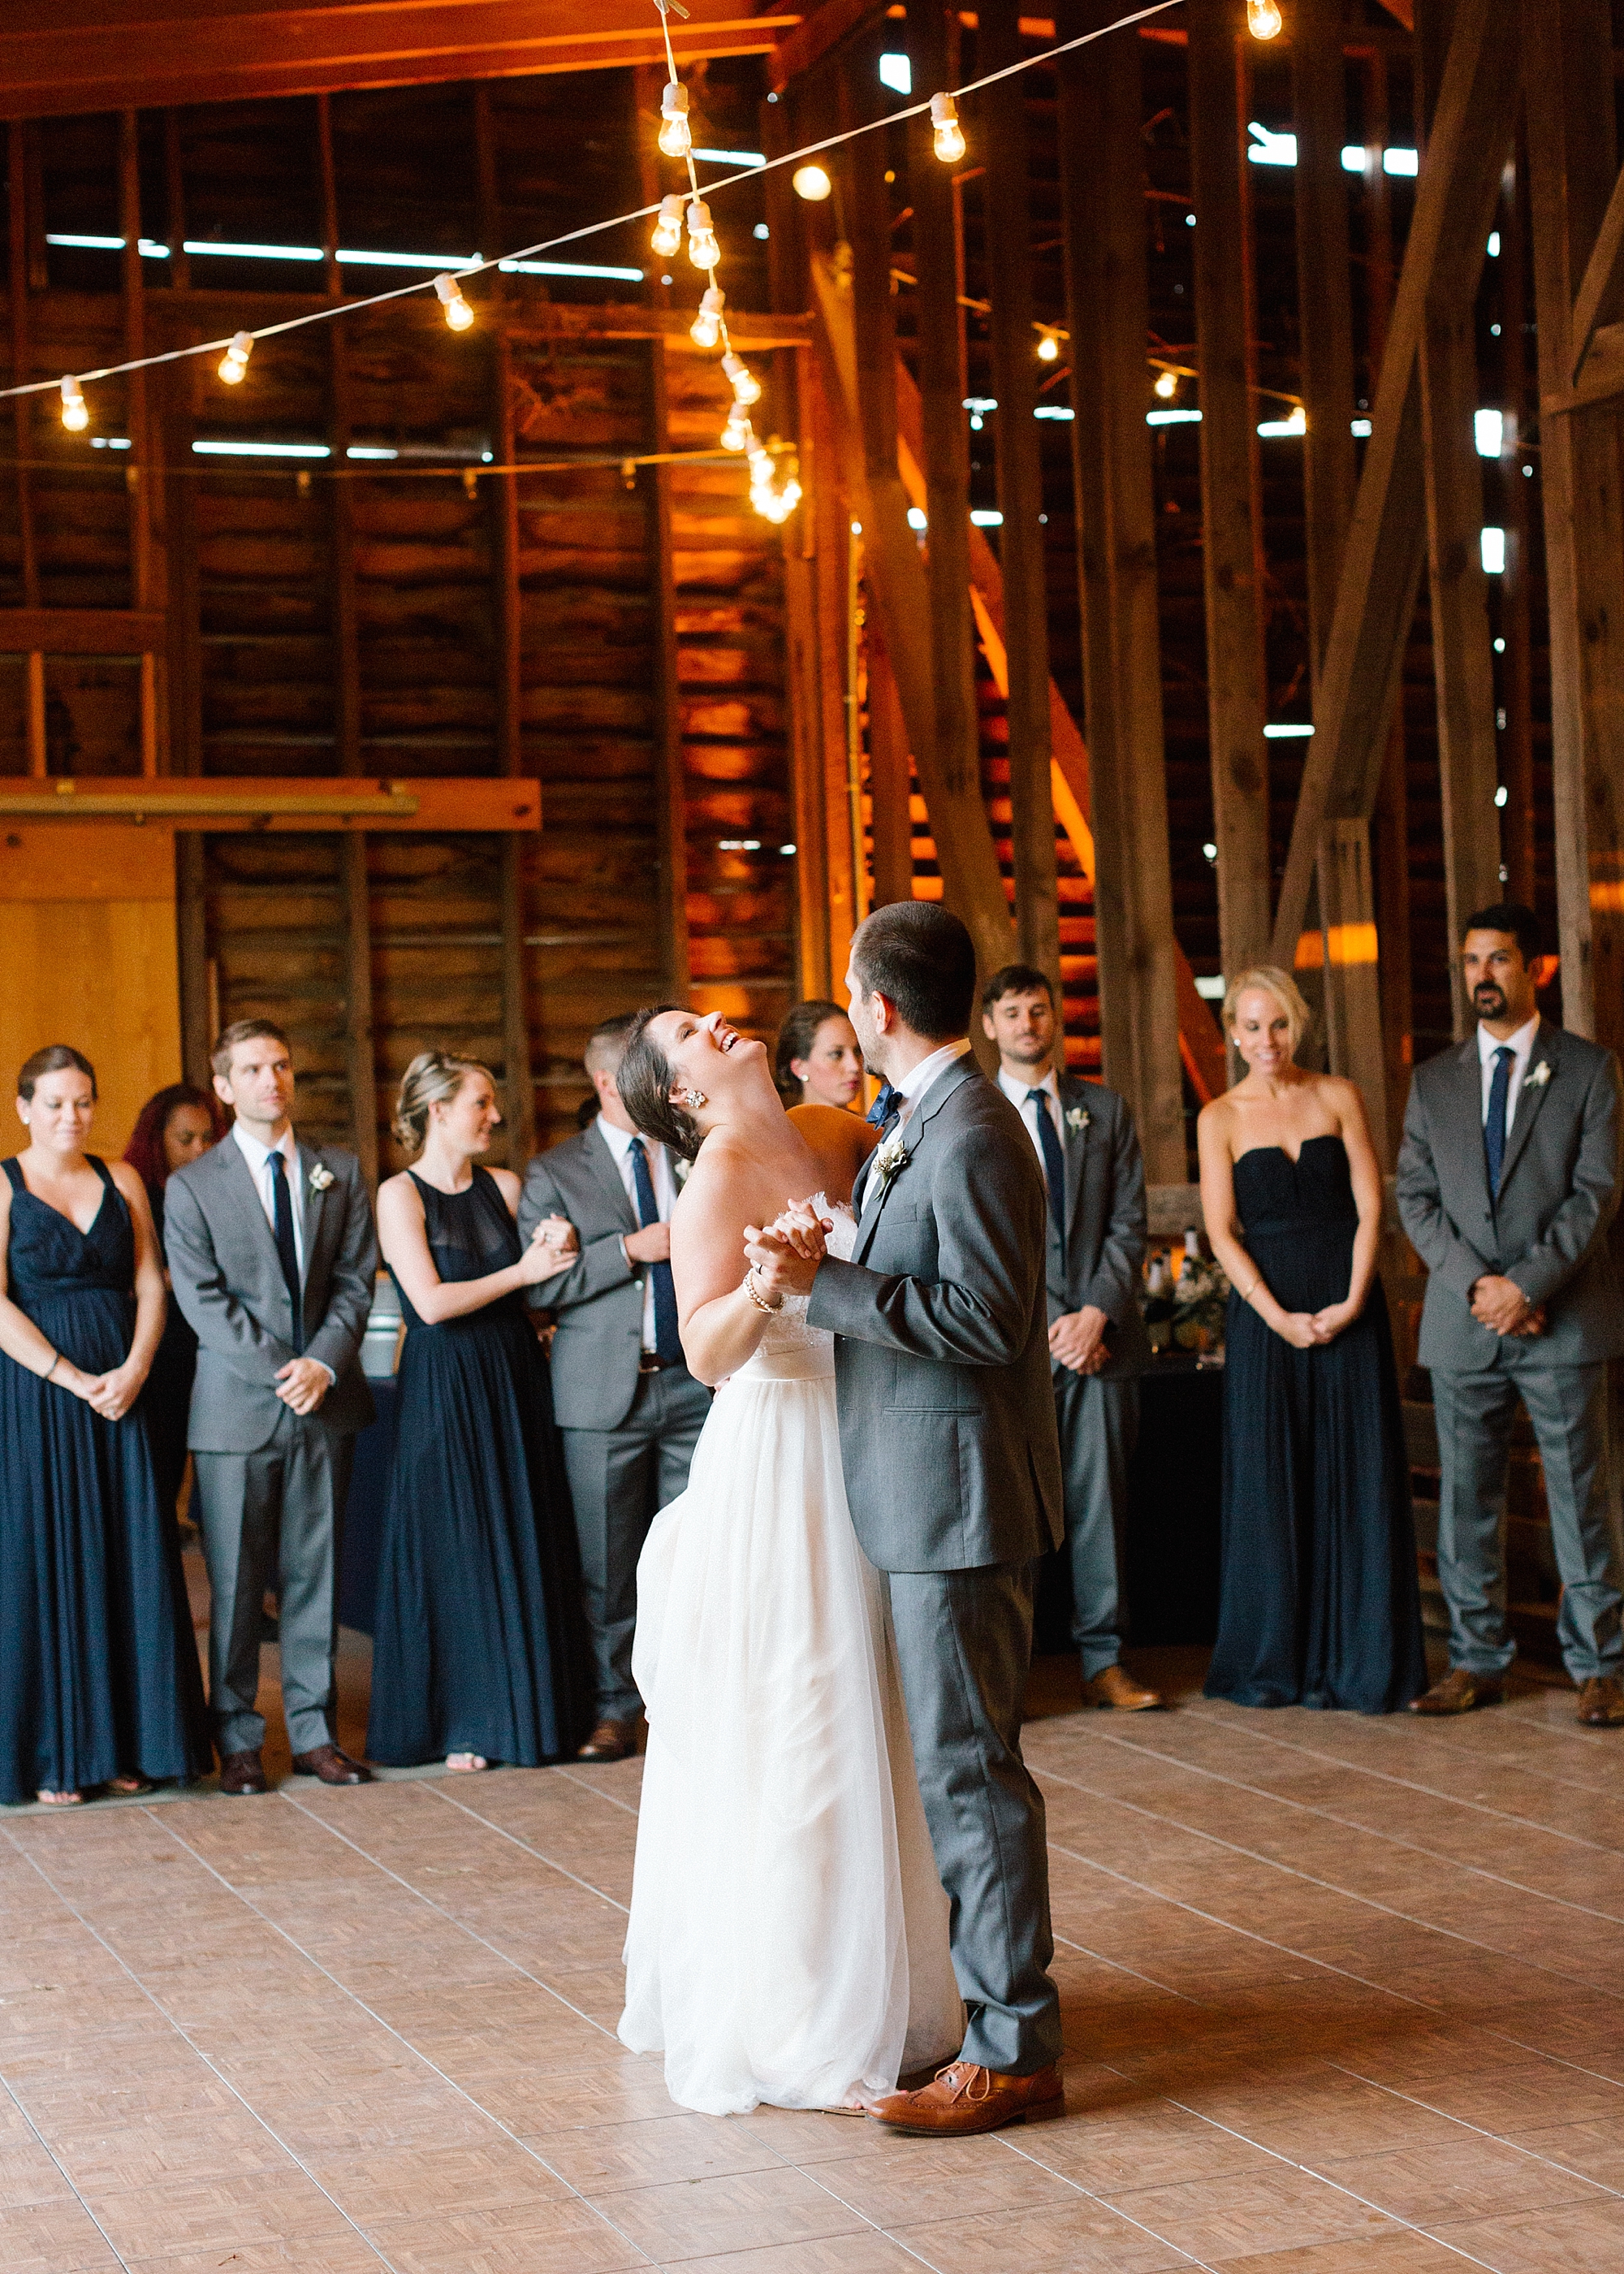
[886,1560,1062,2077]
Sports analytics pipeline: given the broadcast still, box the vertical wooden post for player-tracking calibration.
[1291,0,1358,681]
[163,111,190,290]
[176,836,212,1087]
[810,353,859,983]
[979,0,1060,998]
[1189,0,1272,977]
[119,110,154,619]
[866,629,914,910]
[1498,141,1537,914]
[1319,817,1387,1140]
[1525,0,1624,1049]
[1056,12,1186,1179]
[8,125,45,777]
[1373,725,1412,1159]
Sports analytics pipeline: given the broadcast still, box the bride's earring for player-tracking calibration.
[678,1087,707,1110]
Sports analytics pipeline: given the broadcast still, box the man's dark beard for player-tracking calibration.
[1474,984,1509,1019]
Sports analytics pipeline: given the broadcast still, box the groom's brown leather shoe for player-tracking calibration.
[1409,1667,1505,1716]
[291,1744,372,1785]
[218,1748,268,1796]
[866,2061,1064,2137]
[577,1718,638,1762]
[1083,1665,1164,1711]
[1577,1675,1624,1727]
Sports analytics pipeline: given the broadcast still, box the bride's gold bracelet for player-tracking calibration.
[742,1266,782,1315]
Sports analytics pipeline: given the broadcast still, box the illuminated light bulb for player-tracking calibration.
[59,374,89,432]
[1246,0,1283,37]
[434,272,474,331]
[930,92,966,165]
[1154,369,1177,400]
[1036,326,1061,363]
[721,408,753,452]
[690,286,726,349]
[723,350,762,406]
[686,198,719,270]
[218,330,253,384]
[659,80,692,159]
[651,193,685,259]
[793,163,833,202]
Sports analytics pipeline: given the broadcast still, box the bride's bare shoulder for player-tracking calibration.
[787,1104,877,1207]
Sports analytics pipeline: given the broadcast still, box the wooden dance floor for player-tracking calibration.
[4,1646,1623,2274]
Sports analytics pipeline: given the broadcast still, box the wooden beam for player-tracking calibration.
[1499,141,1538,912]
[1570,155,1624,383]
[0,779,541,828]
[340,832,378,1187]
[866,628,914,910]
[0,0,801,119]
[980,0,1061,1001]
[1056,7,1186,1180]
[1270,0,1522,970]
[1291,0,1358,684]
[175,832,210,1085]
[1526,0,1624,1050]
[0,608,166,655]
[1188,0,1272,976]
[1372,723,1412,1160]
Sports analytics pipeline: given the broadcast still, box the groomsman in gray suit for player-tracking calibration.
[520,1015,710,1762]
[165,1020,378,1792]
[1397,903,1624,1727]
[982,964,1159,1711]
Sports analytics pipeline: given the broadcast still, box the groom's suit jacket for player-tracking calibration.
[807,1056,1064,1572]
[1395,1018,1624,1374]
[164,1135,378,1452]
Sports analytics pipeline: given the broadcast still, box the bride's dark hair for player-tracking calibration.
[617,1006,705,1161]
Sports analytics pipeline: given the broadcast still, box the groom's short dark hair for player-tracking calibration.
[852,903,977,1040]
[1462,901,1541,964]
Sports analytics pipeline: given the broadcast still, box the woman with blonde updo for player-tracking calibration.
[367,1052,592,1770]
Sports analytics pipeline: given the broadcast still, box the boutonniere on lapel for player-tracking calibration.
[1066,1105,1091,1135]
[307,1161,335,1193]
[674,1156,692,1187]
[1525,1061,1553,1092]
[871,1131,909,1193]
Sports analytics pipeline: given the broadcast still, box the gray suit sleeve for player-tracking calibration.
[1395,1076,1492,1302]
[162,1172,296,1386]
[1507,1054,1624,1308]
[519,1156,634,1313]
[304,1161,378,1380]
[808,1124,1041,1367]
[1080,1100,1147,1324]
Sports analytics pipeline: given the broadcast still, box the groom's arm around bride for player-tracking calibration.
[748,901,1066,2136]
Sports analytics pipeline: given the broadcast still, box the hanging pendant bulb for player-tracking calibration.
[1154,369,1177,400]
[722,350,761,407]
[1035,326,1062,363]
[434,272,475,331]
[930,92,966,164]
[218,330,253,385]
[1246,0,1283,37]
[651,193,685,260]
[690,287,726,349]
[792,163,832,202]
[721,405,753,452]
[686,197,719,270]
[59,374,89,432]
[659,80,693,158]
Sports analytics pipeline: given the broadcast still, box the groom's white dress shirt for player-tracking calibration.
[231,1121,334,1382]
[894,1039,974,1135]
[1477,1014,1540,1129]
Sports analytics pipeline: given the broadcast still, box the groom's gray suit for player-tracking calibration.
[807,1053,1065,2076]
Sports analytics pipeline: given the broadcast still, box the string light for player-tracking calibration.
[59,374,89,431]
[433,272,474,331]
[651,194,685,259]
[685,197,719,270]
[690,286,726,349]
[218,331,253,385]
[721,405,753,452]
[793,163,833,201]
[1246,0,1283,37]
[1154,369,1177,400]
[659,80,692,158]
[1036,326,1062,362]
[722,350,762,407]
[931,93,966,164]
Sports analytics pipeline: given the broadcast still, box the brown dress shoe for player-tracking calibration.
[219,1748,269,1796]
[866,2060,1064,2137]
[1083,1664,1164,1711]
[291,1744,372,1785]
[577,1718,637,1762]
[1577,1675,1624,1727]
[1409,1667,1506,1716]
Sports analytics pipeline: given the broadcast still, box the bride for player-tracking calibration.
[611,1005,962,2116]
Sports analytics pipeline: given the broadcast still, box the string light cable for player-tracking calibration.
[2,0,1182,529]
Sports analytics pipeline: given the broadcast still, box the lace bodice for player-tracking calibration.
[737,1196,854,1384]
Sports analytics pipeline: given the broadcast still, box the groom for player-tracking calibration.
[748,901,1065,2136]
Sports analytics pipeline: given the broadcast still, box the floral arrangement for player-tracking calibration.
[1171,1252,1232,1351]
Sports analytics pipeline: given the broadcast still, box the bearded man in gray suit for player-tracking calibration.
[1397,903,1624,1727]
[747,902,1065,2138]
[165,1020,378,1793]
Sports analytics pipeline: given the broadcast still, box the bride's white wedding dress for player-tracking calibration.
[618,1200,963,2116]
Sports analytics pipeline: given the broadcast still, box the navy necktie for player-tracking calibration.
[1027,1088,1066,1238]
[266,1149,305,1355]
[631,1138,682,1368]
[1484,1044,1514,1202]
[865,1082,902,1138]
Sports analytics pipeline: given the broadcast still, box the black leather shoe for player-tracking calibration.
[291,1744,372,1785]
[219,1748,269,1796]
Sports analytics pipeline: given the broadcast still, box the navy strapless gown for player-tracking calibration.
[1205,1135,1427,1715]
[366,1168,591,1766]
[0,1156,210,1803]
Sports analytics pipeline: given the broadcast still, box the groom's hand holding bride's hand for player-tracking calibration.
[743,1201,828,1301]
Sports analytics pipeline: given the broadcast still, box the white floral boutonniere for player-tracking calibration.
[674,1156,692,1187]
[872,1131,909,1193]
[1526,1060,1553,1091]
[308,1161,335,1192]
[1066,1105,1091,1135]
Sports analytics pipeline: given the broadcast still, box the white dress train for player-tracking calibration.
[618,1201,963,2116]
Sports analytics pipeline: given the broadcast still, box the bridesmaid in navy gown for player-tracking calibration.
[123,1083,223,1528]
[1197,972,1426,1714]
[0,1046,210,1805]
[368,1051,591,1770]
